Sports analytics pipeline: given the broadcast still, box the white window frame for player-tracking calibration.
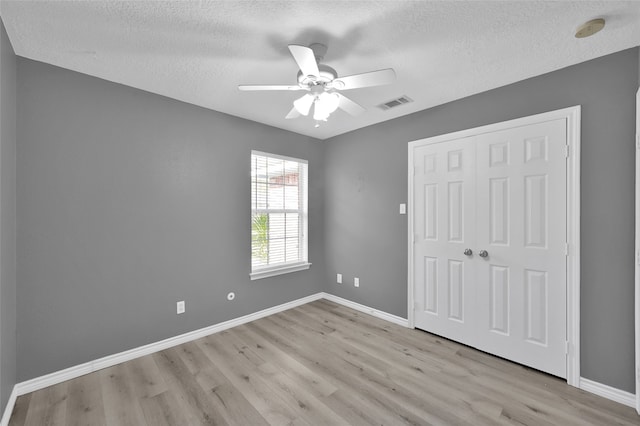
[250,150,310,280]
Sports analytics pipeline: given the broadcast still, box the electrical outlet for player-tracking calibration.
[176,300,185,314]
[337,273,342,284]
[354,277,360,287]
[399,203,406,214]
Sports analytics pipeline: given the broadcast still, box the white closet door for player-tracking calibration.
[474,118,567,378]
[411,117,568,379]
[413,137,476,344]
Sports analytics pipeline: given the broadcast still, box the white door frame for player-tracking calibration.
[635,88,640,414]
[408,105,581,387]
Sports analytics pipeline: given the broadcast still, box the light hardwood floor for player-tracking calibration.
[9,299,639,425]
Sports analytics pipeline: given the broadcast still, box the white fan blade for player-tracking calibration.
[238,85,304,91]
[288,45,320,78]
[331,68,396,90]
[285,107,301,119]
[293,93,314,116]
[336,93,365,116]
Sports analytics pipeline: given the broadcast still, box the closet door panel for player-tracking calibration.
[475,118,567,378]
[413,138,476,345]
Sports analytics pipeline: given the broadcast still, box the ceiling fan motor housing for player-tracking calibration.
[297,64,337,87]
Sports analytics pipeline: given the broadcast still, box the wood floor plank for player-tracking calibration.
[198,331,343,425]
[152,347,228,425]
[234,324,338,398]
[188,340,270,426]
[8,394,31,426]
[322,324,556,424]
[9,300,640,426]
[99,363,147,426]
[248,324,434,425]
[197,378,269,426]
[65,373,106,426]
[138,390,194,426]
[318,301,636,425]
[123,354,167,399]
[238,321,426,425]
[195,339,305,425]
[319,388,414,426]
[247,316,467,425]
[301,301,453,369]
[23,383,68,426]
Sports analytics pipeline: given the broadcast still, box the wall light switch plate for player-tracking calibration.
[354,277,360,287]
[337,273,342,284]
[177,300,185,314]
[399,203,406,214]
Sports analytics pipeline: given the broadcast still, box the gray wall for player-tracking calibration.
[16,58,325,381]
[8,38,640,395]
[324,47,639,393]
[0,18,17,412]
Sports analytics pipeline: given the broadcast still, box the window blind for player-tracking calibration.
[251,151,308,274]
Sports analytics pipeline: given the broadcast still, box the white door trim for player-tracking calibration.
[635,88,640,415]
[408,105,581,387]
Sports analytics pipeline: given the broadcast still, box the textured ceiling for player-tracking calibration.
[1,1,639,140]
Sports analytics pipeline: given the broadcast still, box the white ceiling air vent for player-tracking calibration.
[378,95,413,111]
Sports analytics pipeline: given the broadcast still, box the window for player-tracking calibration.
[250,151,310,280]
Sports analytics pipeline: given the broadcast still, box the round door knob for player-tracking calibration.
[479,250,489,258]
[463,248,473,256]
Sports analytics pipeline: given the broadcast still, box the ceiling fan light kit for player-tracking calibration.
[293,94,314,116]
[313,92,340,121]
[238,43,396,125]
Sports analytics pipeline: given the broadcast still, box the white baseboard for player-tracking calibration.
[15,292,324,396]
[13,292,405,398]
[10,294,635,422]
[321,292,409,327]
[1,292,406,423]
[579,377,636,408]
[0,386,17,426]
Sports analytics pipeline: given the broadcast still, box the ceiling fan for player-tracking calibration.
[238,43,396,124]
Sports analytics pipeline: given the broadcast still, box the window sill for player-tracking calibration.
[250,263,312,281]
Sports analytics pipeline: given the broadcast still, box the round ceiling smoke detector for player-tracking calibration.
[575,18,605,38]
